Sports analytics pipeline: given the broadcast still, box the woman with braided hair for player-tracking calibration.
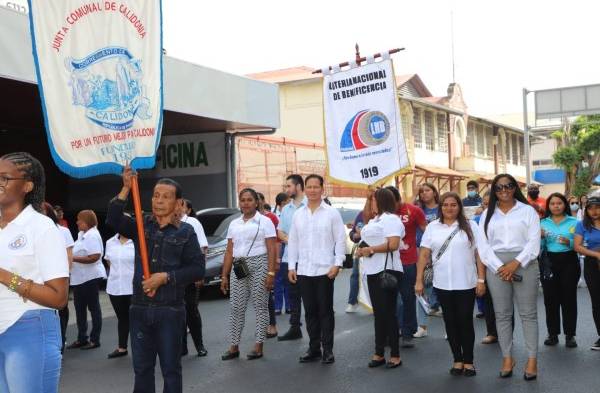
[0,152,69,392]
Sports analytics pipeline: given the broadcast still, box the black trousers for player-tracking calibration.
[483,283,497,337]
[541,251,580,336]
[72,278,103,344]
[182,284,203,352]
[436,288,476,364]
[288,263,302,328]
[268,290,276,326]
[58,305,69,352]
[584,257,600,336]
[367,271,402,357]
[109,294,131,349]
[299,275,335,353]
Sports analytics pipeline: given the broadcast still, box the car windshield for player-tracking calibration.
[336,207,361,225]
[199,212,241,243]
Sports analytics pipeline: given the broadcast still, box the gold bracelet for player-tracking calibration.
[8,273,21,292]
[20,279,33,303]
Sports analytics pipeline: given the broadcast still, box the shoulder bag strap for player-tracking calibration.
[246,217,261,257]
[433,226,460,264]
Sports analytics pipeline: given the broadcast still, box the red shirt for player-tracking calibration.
[263,211,280,242]
[527,197,546,218]
[395,203,427,265]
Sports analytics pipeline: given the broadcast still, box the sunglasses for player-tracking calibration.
[494,183,516,192]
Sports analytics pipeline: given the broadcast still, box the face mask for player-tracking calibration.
[467,190,477,198]
[570,203,579,211]
[528,191,539,199]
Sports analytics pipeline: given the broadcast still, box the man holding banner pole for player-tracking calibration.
[107,166,204,393]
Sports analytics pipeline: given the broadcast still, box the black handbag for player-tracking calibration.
[379,242,398,291]
[232,219,260,280]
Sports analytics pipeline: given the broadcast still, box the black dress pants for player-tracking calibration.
[541,251,580,336]
[73,278,103,344]
[299,275,335,353]
[59,305,69,352]
[367,271,402,357]
[182,283,203,352]
[584,256,600,336]
[288,263,302,329]
[109,294,132,349]
[483,283,497,337]
[436,288,476,364]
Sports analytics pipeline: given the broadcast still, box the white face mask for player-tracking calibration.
[570,203,579,211]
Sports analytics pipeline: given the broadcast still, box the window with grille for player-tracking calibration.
[519,136,525,165]
[412,108,422,148]
[476,124,485,156]
[466,123,475,155]
[485,127,493,157]
[511,134,519,165]
[436,114,448,152]
[424,111,435,151]
[504,133,511,164]
[401,112,411,141]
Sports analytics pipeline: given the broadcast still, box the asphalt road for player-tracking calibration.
[60,270,599,393]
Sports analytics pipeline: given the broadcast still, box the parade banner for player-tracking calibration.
[323,58,409,187]
[27,0,163,178]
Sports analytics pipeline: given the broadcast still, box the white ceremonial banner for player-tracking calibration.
[27,0,163,178]
[323,59,409,187]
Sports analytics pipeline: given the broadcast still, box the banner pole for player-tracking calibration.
[131,175,151,280]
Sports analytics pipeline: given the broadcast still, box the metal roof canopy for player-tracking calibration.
[0,6,280,132]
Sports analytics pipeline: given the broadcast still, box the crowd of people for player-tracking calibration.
[1,151,600,392]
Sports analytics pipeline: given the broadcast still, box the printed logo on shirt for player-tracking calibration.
[8,235,27,250]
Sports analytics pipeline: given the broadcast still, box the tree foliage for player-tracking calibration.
[552,115,600,197]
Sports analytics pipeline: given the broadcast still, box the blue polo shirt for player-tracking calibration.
[278,197,306,263]
[575,221,600,251]
[541,215,577,252]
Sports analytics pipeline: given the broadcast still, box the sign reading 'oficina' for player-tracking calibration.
[27,0,163,178]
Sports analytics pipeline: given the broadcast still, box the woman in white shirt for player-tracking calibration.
[41,202,75,354]
[479,174,541,381]
[67,209,106,350]
[104,233,135,359]
[0,152,69,393]
[415,192,486,377]
[220,188,277,361]
[355,188,405,369]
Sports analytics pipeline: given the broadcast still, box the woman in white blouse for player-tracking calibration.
[67,209,106,350]
[220,188,277,361]
[355,188,405,369]
[479,174,541,381]
[0,152,69,392]
[104,233,135,358]
[415,192,486,377]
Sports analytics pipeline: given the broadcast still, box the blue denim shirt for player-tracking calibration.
[107,198,205,306]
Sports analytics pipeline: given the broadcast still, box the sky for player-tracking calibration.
[8,0,598,117]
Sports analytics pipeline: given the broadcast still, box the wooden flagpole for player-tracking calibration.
[131,175,151,280]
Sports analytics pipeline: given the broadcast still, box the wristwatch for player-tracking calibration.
[267,271,276,277]
[477,278,485,283]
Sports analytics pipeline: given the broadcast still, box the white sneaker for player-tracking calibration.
[413,327,428,338]
[345,304,359,313]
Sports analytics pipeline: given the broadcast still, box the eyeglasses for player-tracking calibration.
[0,175,28,187]
[494,183,516,192]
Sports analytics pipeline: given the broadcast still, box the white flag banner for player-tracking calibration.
[323,59,409,187]
[27,0,163,178]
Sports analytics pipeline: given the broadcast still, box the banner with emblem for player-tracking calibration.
[27,0,163,178]
[322,58,409,187]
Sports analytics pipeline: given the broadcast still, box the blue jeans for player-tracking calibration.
[0,309,62,393]
[347,258,360,305]
[274,262,290,312]
[130,305,186,393]
[397,264,417,336]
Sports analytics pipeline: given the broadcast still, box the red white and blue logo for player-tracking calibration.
[340,110,390,152]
